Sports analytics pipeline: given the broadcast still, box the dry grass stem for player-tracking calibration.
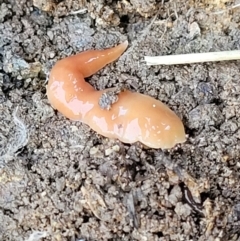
[213,3,240,14]
[70,8,87,15]
[144,50,240,66]
[0,107,28,165]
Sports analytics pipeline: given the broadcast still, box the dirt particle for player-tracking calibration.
[33,0,56,12]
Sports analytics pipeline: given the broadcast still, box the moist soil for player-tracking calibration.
[0,0,240,240]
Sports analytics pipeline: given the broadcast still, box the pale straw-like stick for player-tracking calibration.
[144,50,240,66]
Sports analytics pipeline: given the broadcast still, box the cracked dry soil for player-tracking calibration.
[0,0,240,240]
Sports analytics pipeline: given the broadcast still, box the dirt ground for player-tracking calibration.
[0,0,240,240]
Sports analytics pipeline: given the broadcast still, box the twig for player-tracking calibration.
[144,50,240,66]
[213,3,240,14]
[123,10,159,56]
[69,8,87,15]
